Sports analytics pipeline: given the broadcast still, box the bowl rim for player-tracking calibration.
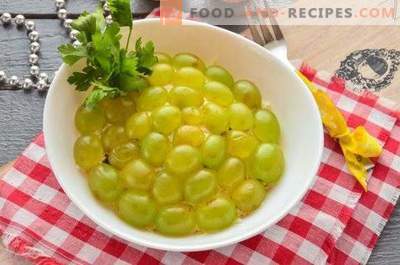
[43,18,324,252]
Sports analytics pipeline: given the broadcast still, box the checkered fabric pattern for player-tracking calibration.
[0,62,399,265]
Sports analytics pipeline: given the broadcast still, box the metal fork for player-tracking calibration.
[244,0,292,69]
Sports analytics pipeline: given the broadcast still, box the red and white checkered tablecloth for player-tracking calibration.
[0,62,399,265]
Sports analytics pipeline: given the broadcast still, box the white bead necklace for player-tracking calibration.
[0,0,111,92]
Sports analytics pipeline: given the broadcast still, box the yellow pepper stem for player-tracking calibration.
[297,71,383,191]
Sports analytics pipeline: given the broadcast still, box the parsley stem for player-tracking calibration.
[126,27,132,50]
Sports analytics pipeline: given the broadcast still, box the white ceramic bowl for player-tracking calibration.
[43,18,323,252]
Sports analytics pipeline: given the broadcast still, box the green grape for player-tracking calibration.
[229,103,254,131]
[217,157,245,190]
[148,63,174,86]
[75,105,105,134]
[201,135,226,169]
[253,109,281,143]
[232,80,262,109]
[202,102,229,134]
[172,53,205,71]
[121,160,155,190]
[152,172,183,205]
[174,67,205,90]
[203,81,234,107]
[109,142,140,169]
[155,205,195,236]
[101,96,135,124]
[88,163,123,203]
[174,125,205,147]
[196,196,237,232]
[118,190,156,228]
[74,134,104,170]
[140,132,170,166]
[152,105,182,135]
[205,65,234,87]
[101,125,129,152]
[251,143,284,184]
[227,131,258,159]
[232,179,266,213]
[125,112,152,140]
[184,169,217,204]
[156,52,172,64]
[182,107,203,125]
[165,145,202,176]
[120,76,150,92]
[169,86,203,108]
[136,86,168,111]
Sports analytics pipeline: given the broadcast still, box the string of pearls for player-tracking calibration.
[0,14,47,91]
[0,0,111,92]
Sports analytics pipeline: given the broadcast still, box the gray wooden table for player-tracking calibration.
[0,1,399,264]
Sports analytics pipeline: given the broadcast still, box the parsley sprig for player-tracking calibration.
[58,0,157,108]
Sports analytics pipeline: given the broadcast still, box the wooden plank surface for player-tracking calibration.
[0,0,159,17]
[1,1,400,264]
[0,19,64,164]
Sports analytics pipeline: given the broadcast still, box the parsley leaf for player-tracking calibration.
[135,38,158,75]
[72,9,106,43]
[85,83,121,109]
[120,50,138,77]
[67,66,98,91]
[108,0,133,28]
[91,22,121,75]
[71,11,96,42]
[117,50,141,91]
[58,44,87,65]
[58,0,156,108]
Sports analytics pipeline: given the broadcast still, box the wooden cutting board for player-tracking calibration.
[284,25,400,105]
[245,25,400,104]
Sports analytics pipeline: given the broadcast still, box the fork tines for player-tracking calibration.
[245,0,285,46]
[263,0,284,40]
